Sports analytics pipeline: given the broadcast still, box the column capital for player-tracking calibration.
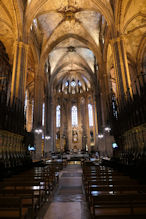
[14,41,29,50]
[110,35,125,44]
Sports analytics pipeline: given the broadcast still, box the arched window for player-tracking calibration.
[27,0,32,4]
[32,100,34,126]
[24,91,27,115]
[42,103,45,126]
[65,81,69,87]
[72,106,78,127]
[56,105,61,127]
[71,80,76,87]
[88,104,93,127]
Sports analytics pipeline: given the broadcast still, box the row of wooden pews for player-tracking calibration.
[0,160,64,218]
[82,161,146,219]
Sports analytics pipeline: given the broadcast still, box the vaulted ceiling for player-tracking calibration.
[0,0,145,98]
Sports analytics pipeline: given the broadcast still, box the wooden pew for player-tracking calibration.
[87,184,146,203]
[91,193,146,219]
[84,177,138,198]
[0,197,28,218]
[0,188,41,218]
[82,161,146,219]
[0,162,62,218]
[1,169,56,196]
[0,181,46,206]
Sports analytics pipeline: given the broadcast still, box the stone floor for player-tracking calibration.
[38,162,91,219]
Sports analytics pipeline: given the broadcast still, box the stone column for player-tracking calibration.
[33,68,44,160]
[85,96,90,151]
[95,91,106,155]
[45,95,54,153]
[44,95,50,157]
[95,81,103,134]
[64,100,68,151]
[93,94,98,148]
[34,74,43,128]
[81,97,86,151]
[11,41,29,106]
[91,95,97,148]
[67,98,72,150]
[60,97,64,152]
[26,99,33,132]
[51,96,56,152]
[77,97,82,150]
[111,36,133,102]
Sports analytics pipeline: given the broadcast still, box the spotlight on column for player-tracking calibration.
[98,134,104,139]
[35,129,43,134]
[104,127,111,132]
[45,136,51,140]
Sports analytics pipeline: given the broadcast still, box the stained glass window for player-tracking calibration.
[65,81,69,87]
[42,103,45,126]
[72,106,78,126]
[32,100,34,126]
[33,19,37,27]
[24,91,27,115]
[78,81,81,86]
[27,0,31,4]
[88,104,93,126]
[71,80,76,87]
[56,105,61,127]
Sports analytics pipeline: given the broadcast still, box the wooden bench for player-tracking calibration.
[86,184,146,203]
[0,163,62,218]
[82,162,146,219]
[84,177,138,196]
[0,197,28,218]
[1,175,52,197]
[91,193,146,218]
[0,180,48,207]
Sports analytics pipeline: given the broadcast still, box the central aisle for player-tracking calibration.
[43,162,90,219]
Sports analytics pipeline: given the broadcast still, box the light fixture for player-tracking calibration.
[45,136,51,140]
[105,127,111,132]
[35,129,43,134]
[98,134,104,139]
